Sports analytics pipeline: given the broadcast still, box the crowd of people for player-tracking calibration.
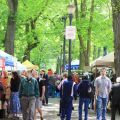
[0,68,120,120]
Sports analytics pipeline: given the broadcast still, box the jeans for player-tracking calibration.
[48,84,55,97]
[79,97,90,120]
[96,96,108,120]
[61,97,73,120]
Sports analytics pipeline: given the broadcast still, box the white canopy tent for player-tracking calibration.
[91,52,114,67]
[90,57,103,67]
[16,61,27,71]
[101,52,114,62]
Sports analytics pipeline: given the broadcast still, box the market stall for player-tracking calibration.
[100,52,114,67]
[0,50,14,68]
[0,58,6,118]
[0,58,5,71]
[91,52,114,68]
[16,61,27,71]
[22,60,39,70]
[91,52,115,81]
[0,50,16,118]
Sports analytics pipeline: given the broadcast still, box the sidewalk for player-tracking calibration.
[2,98,120,120]
[41,98,119,120]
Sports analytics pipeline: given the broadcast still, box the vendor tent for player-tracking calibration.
[22,60,38,70]
[91,57,103,67]
[16,61,27,71]
[101,52,114,62]
[100,52,114,67]
[91,52,114,67]
[0,58,5,68]
[0,50,14,67]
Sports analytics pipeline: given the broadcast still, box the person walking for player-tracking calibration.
[77,73,93,120]
[19,70,39,120]
[31,69,45,120]
[40,70,49,105]
[94,68,112,120]
[109,77,120,120]
[60,75,75,120]
[57,73,68,116]
[10,71,21,117]
[49,72,57,98]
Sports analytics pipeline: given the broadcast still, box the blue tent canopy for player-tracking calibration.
[65,60,80,70]
[0,50,14,67]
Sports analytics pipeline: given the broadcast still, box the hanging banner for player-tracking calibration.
[65,26,76,40]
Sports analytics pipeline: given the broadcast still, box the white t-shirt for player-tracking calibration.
[94,76,112,98]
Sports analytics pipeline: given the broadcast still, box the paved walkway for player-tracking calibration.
[2,98,120,120]
[39,98,119,120]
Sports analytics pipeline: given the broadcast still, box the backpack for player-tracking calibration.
[87,83,94,99]
[77,81,94,99]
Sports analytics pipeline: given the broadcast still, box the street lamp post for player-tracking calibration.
[67,4,75,76]
[62,16,67,72]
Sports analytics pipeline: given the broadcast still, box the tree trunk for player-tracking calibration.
[5,0,18,56]
[86,0,94,66]
[79,50,85,69]
[103,46,107,56]
[93,45,97,60]
[81,0,87,17]
[74,0,94,67]
[98,47,101,58]
[23,23,30,61]
[111,0,120,77]
[23,48,30,61]
[74,0,86,69]
[23,20,39,62]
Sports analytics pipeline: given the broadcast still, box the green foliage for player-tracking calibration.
[0,0,114,70]
[0,0,8,48]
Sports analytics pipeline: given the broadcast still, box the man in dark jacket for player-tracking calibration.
[19,70,39,120]
[109,77,120,120]
[60,75,75,120]
[77,73,93,120]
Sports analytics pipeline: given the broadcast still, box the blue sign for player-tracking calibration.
[65,64,79,70]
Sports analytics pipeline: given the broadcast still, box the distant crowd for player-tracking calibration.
[0,68,120,120]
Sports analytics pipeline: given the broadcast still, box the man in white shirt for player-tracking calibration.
[94,68,112,120]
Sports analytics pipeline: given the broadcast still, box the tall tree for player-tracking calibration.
[23,18,40,61]
[22,0,48,61]
[74,0,95,68]
[111,0,120,76]
[5,0,18,55]
[0,0,113,69]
